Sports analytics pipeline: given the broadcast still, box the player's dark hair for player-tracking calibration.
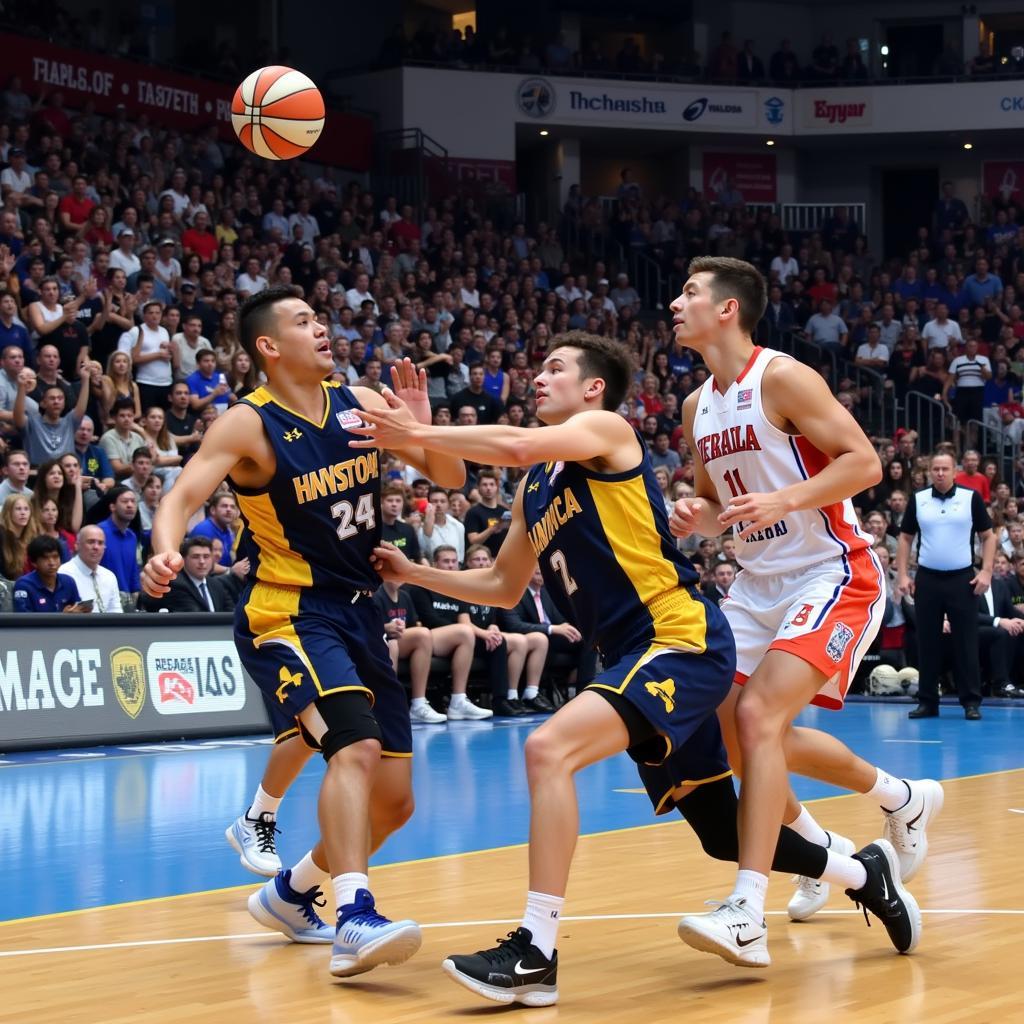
[547,330,634,411]
[239,286,299,371]
[27,534,61,561]
[687,256,768,335]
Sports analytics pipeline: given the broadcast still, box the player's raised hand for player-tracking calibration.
[349,388,420,449]
[669,498,704,538]
[370,541,413,581]
[389,357,431,425]
[717,491,788,541]
[142,550,184,597]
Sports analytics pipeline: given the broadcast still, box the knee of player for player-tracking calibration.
[324,735,380,774]
[386,786,416,829]
[733,689,783,747]
[524,723,566,774]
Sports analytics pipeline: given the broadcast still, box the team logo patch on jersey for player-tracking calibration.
[337,410,363,430]
[283,428,303,442]
[826,622,855,663]
[736,388,753,410]
[548,461,565,484]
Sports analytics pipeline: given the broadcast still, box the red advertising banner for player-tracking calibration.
[983,161,1024,204]
[703,151,777,203]
[448,158,517,192]
[5,32,371,170]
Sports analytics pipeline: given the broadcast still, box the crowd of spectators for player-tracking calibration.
[0,52,1023,706]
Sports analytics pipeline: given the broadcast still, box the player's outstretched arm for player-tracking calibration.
[670,390,727,540]
[350,404,631,468]
[718,358,882,538]
[372,484,536,608]
[143,405,261,597]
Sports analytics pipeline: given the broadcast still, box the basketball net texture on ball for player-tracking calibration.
[232,66,325,161]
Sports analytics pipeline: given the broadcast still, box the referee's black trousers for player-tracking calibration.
[914,566,982,708]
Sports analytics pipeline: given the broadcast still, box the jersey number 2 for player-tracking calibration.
[549,549,578,595]
[331,493,376,541]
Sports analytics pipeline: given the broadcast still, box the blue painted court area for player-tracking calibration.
[1,701,1022,923]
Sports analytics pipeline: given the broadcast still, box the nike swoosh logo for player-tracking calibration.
[879,875,890,901]
[906,808,924,833]
[514,961,548,976]
[736,934,764,948]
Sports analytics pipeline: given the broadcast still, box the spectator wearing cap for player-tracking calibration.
[109,229,140,276]
[154,239,181,292]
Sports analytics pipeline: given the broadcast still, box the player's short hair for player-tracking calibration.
[547,330,634,411]
[239,286,300,370]
[687,256,768,335]
[27,534,61,561]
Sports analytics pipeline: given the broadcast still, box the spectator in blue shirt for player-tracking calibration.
[190,492,238,566]
[13,535,83,612]
[186,348,231,415]
[72,416,116,492]
[0,294,32,366]
[934,181,969,234]
[893,267,923,305]
[961,257,1003,309]
[99,486,141,597]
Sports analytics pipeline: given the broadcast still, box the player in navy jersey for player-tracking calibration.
[142,287,464,981]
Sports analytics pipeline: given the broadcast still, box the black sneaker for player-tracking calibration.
[845,839,922,954]
[524,692,556,713]
[443,927,557,1005]
[493,697,525,716]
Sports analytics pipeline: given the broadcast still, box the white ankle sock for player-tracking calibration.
[249,784,281,820]
[786,805,830,847]
[411,697,427,709]
[867,768,911,812]
[731,870,768,920]
[333,872,369,910]
[521,890,563,959]
[821,850,868,890]
[449,692,467,708]
[523,685,539,700]
[508,689,519,700]
[289,851,327,892]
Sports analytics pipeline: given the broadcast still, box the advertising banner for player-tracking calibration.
[703,151,777,202]
[4,32,372,170]
[0,615,270,751]
[983,161,1024,204]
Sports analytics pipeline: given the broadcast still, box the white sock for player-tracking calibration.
[333,872,369,910]
[523,685,539,700]
[449,692,467,708]
[820,849,868,890]
[249,784,281,820]
[786,805,830,847]
[521,890,564,959]
[508,689,519,700]
[866,768,911,812]
[289,850,327,892]
[411,697,428,709]
[731,870,768,921]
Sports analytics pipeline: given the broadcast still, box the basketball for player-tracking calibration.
[231,66,325,160]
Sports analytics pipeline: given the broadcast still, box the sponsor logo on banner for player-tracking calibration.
[983,161,1024,203]
[681,96,745,122]
[809,98,869,126]
[110,647,146,719]
[764,96,785,125]
[147,642,245,715]
[1000,96,1024,112]
[517,78,556,118]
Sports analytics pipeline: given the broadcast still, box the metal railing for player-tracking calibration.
[968,417,1021,494]
[903,392,954,457]
[630,251,665,311]
[781,203,866,236]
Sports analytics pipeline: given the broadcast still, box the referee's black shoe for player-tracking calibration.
[845,839,922,954]
[908,704,938,719]
[964,705,982,720]
[524,692,556,713]
[492,697,525,717]
[442,927,558,1006]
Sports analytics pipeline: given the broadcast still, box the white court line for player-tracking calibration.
[883,739,942,744]
[1010,808,1024,814]
[1,908,1022,960]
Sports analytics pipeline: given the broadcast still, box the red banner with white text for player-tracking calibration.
[983,161,1024,204]
[702,151,777,203]
[6,33,371,170]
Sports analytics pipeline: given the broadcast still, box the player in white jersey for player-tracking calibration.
[668,257,943,967]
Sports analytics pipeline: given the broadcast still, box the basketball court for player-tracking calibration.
[1,701,1021,1023]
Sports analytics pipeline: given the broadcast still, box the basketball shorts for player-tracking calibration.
[722,546,885,710]
[586,592,735,766]
[236,581,412,758]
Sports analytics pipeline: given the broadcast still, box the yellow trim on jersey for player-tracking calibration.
[273,726,300,744]
[247,381,333,429]
[653,769,734,816]
[587,474,708,650]
[381,751,414,758]
[236,491,314,587]
[589,643,661,696]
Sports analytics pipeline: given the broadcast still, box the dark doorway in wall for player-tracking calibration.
[881,167,939,259]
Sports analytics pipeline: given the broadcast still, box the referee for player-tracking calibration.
[896,450,996,720]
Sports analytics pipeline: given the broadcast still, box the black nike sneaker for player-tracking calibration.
[845,839,922,954]
[442,927,558,1006]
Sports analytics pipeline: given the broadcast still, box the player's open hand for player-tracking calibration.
[717,492,788,541]
[142,551,184,597]
[371,542,412,581]
[389,357,431,425]
[669,498,704,538]
[349,389,420,450]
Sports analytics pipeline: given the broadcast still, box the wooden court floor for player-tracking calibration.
[1,769,1021,1024]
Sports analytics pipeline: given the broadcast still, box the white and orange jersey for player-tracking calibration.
[691,346,871,576]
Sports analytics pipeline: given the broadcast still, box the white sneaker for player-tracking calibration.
[882,778,944,881]
[677,897,770,967]
[446,699,494,721]
[247,870,334,943]
[787,831,856,921]
[409,702,446,724]
[226,809,282,876]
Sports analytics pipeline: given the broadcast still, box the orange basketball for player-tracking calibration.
[231,66,325,160]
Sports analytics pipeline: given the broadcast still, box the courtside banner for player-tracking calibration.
[0,614,269,751]
[6,33,372,169]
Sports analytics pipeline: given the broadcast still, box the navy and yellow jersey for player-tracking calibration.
[521,432,705,664]
[230,381,381,593]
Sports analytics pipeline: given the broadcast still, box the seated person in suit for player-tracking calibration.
[977,557,1024,697]
[14,535,88,612]
[502,565,596,706]
[702,561,735,606]
[373,578,446,724]
[143,534,240,612]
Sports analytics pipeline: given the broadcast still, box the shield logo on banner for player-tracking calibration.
[111,647,146,719]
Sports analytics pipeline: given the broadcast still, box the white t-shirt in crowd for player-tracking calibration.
[922,318,963,350]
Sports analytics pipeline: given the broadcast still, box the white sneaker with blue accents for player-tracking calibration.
[247,869,334,943]
[330,888,422,977]
[226,809,282,877]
